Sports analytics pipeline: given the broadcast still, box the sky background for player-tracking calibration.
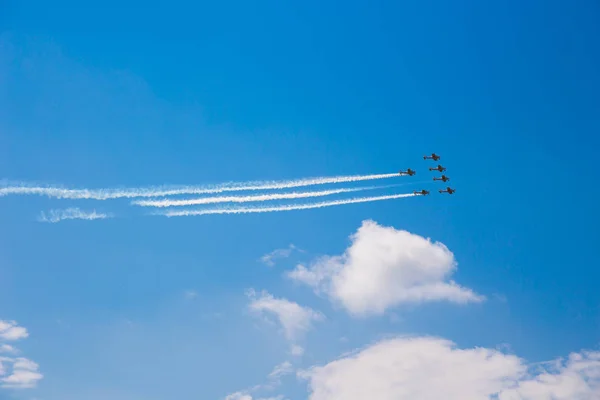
[1,1,600,399]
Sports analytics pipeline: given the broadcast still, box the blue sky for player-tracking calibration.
[1,1,600,399]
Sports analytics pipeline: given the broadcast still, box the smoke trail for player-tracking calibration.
[38,208,111,223]
[0,173,402,200]
[132,184,400,208]
[158,193,416,217]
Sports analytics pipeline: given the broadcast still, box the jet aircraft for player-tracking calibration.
[428,164,446,172]
[439,187,455,194]
[423,153,440,161]
[399,168,416,176]
[433,174,450,182]
[413,189,430,196]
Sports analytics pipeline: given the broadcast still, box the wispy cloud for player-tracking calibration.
[38,208,111,223]
[0,172,403,200]
[158,193,416,218]
[184,290,198,300]
[246,289,324,342]
[290,345,304,357]
[130,185,397,208]
[268,361,294,381]
[261,245,300,267]
[223,360,294,400]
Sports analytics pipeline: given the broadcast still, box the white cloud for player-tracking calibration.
[261,245,299,267]
[0,321,42,390]
[0,358,10,376]
[268,361,293,381]
[225,392,253,400]
[0,345,17,354]
[224,360,293,400]
[290,345,305,357]
[0,357,43,389]
[225,394,286,400]
[498,351,600,399]
[183,290,198,300]
[0,321,28,341]
[11,358,38,371]
[246,289,325,341]
[38,207,111,223]
[298,336,600,400]
[287,220,483,316]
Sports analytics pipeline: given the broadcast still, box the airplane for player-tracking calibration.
[399,168,416,176]
[413,189,430,196]
[423,153,440,161]
[439,187,455,194]
[428,164,446,172]
[433,174,450,182]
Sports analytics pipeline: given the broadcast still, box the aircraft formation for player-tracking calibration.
[399,153,455,196]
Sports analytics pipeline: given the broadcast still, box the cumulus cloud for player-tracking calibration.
[287,220,483,316]
[0,321,28,342]
[246,289,324,341]
[0,345,16,354]
[261,245,299,267]
[38,207,111,223]
[498,351,600,399]
[298,336,600,400]
[0,358,9,376]
[0,320,42,390]
[1,358,43,389]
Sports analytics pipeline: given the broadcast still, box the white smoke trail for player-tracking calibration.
[159,193,416,217]
[38,208,111,223]
[132,184,400,208]
[0,173,402,200]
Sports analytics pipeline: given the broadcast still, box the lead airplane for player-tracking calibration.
[428,164,446,172]
[439,187,455,194]
[413,189,430,196]
[423,153,440,161]
[433,174,450,182]
[399,168,416,176]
